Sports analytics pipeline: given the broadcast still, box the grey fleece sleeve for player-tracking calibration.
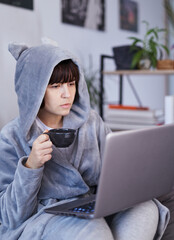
[0,157,44,229]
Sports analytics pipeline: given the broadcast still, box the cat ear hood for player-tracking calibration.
[8,43,28,60]
[8,42,90,141]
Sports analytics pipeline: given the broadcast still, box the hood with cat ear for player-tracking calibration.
[8,43,28,60]
[9,43,90,141]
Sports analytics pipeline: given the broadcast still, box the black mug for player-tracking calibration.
[45,128,76,148]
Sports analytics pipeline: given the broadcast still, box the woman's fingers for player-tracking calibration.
[26,132,53,169]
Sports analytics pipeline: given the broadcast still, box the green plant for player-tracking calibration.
[164,0,174,49]
[83,56,99,109]
[129,21,169,69]
[164,0,174,28]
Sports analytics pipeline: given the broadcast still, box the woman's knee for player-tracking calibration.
[124,200,159,229]
[42,216,114,240]
[80,218,114,240]
[136,200,159,224]
[114,200,159,225]
[109,200,159,240]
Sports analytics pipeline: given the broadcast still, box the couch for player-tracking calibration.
[158,188,174,240]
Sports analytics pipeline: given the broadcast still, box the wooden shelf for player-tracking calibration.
[100,69,174,118]
[103,69,174,76]
[99,54,174,119]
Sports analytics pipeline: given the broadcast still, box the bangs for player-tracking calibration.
[49,59,79,85]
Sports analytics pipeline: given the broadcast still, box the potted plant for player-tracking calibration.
[128,21,169,69]
[83,55,99,109]
[163,0,174,69]
[84,69,99,109]
[164,0,174,29]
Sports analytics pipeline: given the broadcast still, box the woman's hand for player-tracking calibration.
[25,131,53,169]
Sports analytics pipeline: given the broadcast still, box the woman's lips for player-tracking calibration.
[60,103,71,109]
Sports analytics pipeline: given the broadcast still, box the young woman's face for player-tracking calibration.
[42,81,76,118]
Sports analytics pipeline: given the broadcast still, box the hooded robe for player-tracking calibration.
[0,43,170,240]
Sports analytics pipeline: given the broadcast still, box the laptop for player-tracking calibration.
[45,123,174,219]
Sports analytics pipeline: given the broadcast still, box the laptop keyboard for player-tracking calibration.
[70,201,95,214]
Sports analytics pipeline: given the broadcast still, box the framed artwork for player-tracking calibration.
[61,0,105,31]
[119,0,138,32]
[0,0,33,10]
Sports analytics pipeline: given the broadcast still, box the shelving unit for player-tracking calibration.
[99,55,174,119]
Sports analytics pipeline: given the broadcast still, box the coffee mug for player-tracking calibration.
[45,128,76,148]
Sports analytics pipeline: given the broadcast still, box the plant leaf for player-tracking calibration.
[131,50,143,68]
[160,44,170,55]
[128,36,142,42]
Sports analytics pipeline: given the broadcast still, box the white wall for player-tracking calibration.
[0,0,166,129]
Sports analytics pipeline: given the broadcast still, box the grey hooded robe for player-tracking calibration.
[0,43,170,239]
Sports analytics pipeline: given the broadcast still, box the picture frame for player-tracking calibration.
[62,0,105,31]
[0,0,33,10]
[119,0,138,32]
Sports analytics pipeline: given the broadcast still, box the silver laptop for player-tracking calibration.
[45,123,174,219]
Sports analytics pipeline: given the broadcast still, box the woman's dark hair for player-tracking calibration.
[40,59,79,108]
[49,59,79,85]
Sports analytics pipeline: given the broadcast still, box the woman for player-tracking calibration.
[0,42,169,239]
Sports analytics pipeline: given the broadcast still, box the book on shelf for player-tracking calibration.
[105,116,163,125]
[105,105,164,119]
[104,104,164,130]
[108,104,149,111]
[105,121,163,131]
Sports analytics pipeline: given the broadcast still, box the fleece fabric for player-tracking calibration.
[0,43,169,240]
[0,43,110,239]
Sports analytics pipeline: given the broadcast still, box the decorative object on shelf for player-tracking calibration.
[165,95,174,124]
[138,58,151,70]
[157,59,174,70]
[112,45,141,70]
[128,21,169,69]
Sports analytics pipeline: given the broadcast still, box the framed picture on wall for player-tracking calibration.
[61,0,105,31]
[119,0,138,32]
[0,0,33,10]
